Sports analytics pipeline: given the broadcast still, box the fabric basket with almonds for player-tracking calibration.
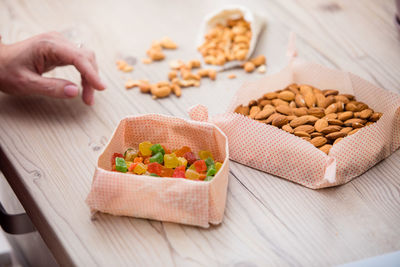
[189,52,400,189]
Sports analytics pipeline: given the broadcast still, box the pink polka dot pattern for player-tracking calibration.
[86,114,229,228]
[190,62,400,189]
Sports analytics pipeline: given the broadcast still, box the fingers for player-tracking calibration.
[81,75,95,105]
[26,72,79,99]
[40,34,106,91]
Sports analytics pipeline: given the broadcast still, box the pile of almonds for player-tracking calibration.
[234,83,383,154]
[121,18,267,99]
[198,16,251,65]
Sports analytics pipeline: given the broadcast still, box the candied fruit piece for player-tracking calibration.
[139,141,153,156]
[164,153,179,169]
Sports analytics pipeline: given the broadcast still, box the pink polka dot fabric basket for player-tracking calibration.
[189,61,400,189]
[86,114,229,228]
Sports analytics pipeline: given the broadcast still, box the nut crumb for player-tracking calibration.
[228,74,236,79]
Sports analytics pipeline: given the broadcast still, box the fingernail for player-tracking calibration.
[64,85,79,97]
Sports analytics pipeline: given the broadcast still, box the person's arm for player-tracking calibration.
[0,32,105,105]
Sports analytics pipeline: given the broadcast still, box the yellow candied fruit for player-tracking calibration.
[215,162,222,172]
[198,150,213,160]
[185,169,200,180]
[139,141,153,156]
[164,153,179,169]
[177,157,187,167]
[134,163,147,175]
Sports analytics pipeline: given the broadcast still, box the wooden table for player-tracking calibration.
[1,0,400,266]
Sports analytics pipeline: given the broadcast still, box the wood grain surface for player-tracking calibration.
[1,0,400,266]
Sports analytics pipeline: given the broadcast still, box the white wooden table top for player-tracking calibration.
[1,0,400,266]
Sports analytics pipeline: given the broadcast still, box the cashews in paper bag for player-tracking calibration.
[197,5,265,71]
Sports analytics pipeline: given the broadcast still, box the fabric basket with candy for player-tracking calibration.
[86,114,229,228]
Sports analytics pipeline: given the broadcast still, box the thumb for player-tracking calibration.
[27,73,79,99]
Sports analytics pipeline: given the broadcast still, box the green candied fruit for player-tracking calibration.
[206,165,217,177]
[204,176,214,181]
[115,157,128,173]
[205,157,215,168]
[150,144,165,155]
[150,152,164,164]
[150,173,160,177]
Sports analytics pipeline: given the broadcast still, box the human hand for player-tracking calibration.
[0,32,105,105]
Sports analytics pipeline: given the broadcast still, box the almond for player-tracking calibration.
[311,132,324,138]
[282,124,294,133]
[278,91,295,101]
[293,107,308,117]
[323,89,339,97]
[259,100,272,107]
[323,113,338,120]
[294,125,315,134]
[272,99,289,107]
[370,112,382,122]
[345,102,359,112]
[338,111,353,121]
[286,115,297,121]
[326,131,347,140]
[254,108,275,120]
[334,95,350,104]
[310,136,327,147]
[352,122,364,128]
[290,116,310,128]
[320,125,342,134]
[340,127,353,134]
[264,92,278,100]
[295,94,306,108]
[272,115,288,127]
[325,103,337,114]
[341,94,355,100]
[315,119,329,132]
[325,95,336,108]
[289,101,297,108]
[319,144,332,154]
[327,118,344,126]
[299,85,313,95]
[308,107,325,118]
[305,93,316,108]
[302,137,311,142]
[266,113,280,124]
[294,131,311,138]
[303,115,319,124]
[287,84,299,94]
[336,101,345,112]
[276,105,292,115]
[248,100,258,107]
[344,118,366,126]
[356,102,369,111]
[249,106,261,119]
[359,108,373,119]
[315,93,327,108]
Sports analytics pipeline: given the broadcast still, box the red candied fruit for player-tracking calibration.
[193,160,207,172]
[172,166,186,178]
[147,162,163,176]
[183,152,197,165]
[111,153,123,164]
[175,146,191,157]
[160,166,174,177]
